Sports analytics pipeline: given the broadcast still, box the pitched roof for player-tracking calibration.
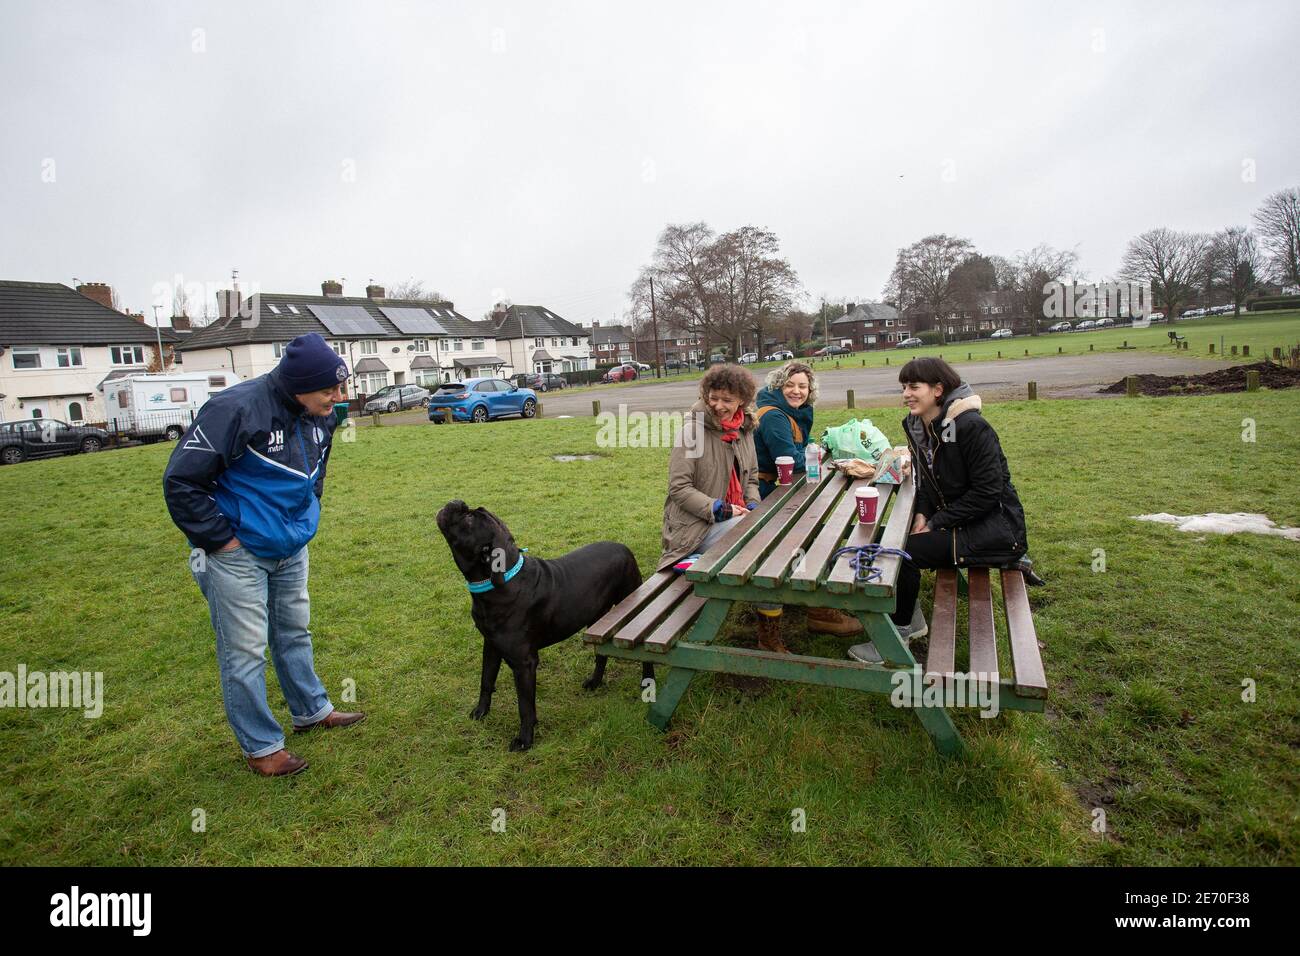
[0,281,181,346]
[177,292,482,351]
[492,304,587,340]
[833,302,900,326]
[588,324,632,346]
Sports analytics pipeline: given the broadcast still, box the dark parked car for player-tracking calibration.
[362,384,431,414]
[895,337,924,349]
[0,419,109,465]
[426,378,538,423]
[512,372,568,392]
[815,345,852,356]
[708,353,727,365]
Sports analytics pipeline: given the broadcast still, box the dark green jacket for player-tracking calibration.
[753,385,815,499]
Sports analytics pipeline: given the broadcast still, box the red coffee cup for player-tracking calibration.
[775,456,795,484]
[855,486,879,523]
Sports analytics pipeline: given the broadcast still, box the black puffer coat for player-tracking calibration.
[902,384,1028,566]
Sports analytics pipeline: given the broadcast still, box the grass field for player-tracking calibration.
[567,311,1300,394]
[1,387,1297,865]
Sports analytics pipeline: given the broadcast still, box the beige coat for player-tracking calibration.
[658,401,761,570]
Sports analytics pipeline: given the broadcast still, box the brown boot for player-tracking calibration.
[294,710,366,733]
[805,606,864,637]
[247,749,308,777]
[756,610,792,654]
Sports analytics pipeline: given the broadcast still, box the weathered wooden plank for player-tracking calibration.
[856,477,916,595]
[924,569,959,677]
[789,477,863,590]
[967,568,998,677]
[751,472,848,588]
[613,576,694,648]
[824,482,898,592]
[1000,569,1048,699]
[584,570,676,643]
[717,477,826,585]
[642,593,709,653]
[685,477,804,583]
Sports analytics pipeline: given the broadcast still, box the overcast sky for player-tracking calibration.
[2,0,1297,327]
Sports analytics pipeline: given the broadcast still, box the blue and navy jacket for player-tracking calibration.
[163,369,337,559]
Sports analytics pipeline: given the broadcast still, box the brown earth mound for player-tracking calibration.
[1101,361,1300,396]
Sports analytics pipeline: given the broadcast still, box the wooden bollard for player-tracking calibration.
[1209,343,1215,354]
[968,352,972,360]
[1089,343,1094,351]
[835,361,840,369]
[372,411,381,426]
[1125,376,1138,398]
[592,400,601,416]
[1123,340,1128,348]
[997,350,1001,358]
[1231,345,1238,356]
[847,389,855,409]
[1024,349,1029,356]
[861,359,865,367]
[1058,346,1062,354]
[536,401,544,418]
[1246,370,1259,392]
[1028,381,1038,400]
[443,408,452,424]
[885,356,889,365]
[1243,345,1250,356]
[1274,347,1283,360]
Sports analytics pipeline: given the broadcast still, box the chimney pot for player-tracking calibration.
[366,284,385,299]
[77,282,116,311]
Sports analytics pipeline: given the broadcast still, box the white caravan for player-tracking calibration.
[102,373,213,442]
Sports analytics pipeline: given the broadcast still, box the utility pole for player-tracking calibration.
[151,304,167,372]
[821,299,828,351]
[649,277,663,378]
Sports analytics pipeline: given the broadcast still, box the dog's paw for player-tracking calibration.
[509,735,533,752]
[581,676,604,691]
[469,703,490,720]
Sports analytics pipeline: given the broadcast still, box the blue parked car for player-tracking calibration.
[427,377,538,424]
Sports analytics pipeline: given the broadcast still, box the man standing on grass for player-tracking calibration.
[163,333,365,777]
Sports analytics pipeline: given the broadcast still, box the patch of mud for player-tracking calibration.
[1101,361,1300,396]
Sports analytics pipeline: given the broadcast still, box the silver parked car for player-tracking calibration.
[363,384,431,413]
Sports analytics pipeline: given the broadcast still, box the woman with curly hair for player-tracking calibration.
[751,361,864,652]
[659,364,780,642]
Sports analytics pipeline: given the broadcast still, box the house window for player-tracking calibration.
[170,387,188,402]
[439,340,448,351]
[452,339,464,352]
[885,320,894,327]
[534,361,552,374]
[360,340,378,355]
[111,345,146,366]
[357,371,388,392]
[56,347,84,368]
[414,369,440,387]
[331,341,347,355]
[471,338,485,351]
[534,338,543,348]
[570,337,578,347]
[412,339,429,353]
[11,347,41,370]
[208,375,227,389]
[273,342,288,358]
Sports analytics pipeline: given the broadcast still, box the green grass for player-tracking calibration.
[574,311,1300,391]
[1,388,1297,865]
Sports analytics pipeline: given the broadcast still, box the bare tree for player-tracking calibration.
[1117,228,1209,321]
[1004,244,1080,334]
[389,278,448,303]
[1252,187,1300,289]
[1213,226,1265,315]
[882,234,974,343]
[950,254,998,330]
[172,283,192,318]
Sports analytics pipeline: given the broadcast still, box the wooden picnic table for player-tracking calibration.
[585,468,1048,757]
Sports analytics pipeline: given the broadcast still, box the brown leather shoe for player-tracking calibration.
[247,749,308,777]
[293,710,366,734]
[805,606,864,637]
[756,611,792,654]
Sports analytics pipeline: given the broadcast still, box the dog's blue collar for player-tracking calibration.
[466,550,527,593]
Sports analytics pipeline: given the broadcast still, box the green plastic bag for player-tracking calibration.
[821,418,892,464]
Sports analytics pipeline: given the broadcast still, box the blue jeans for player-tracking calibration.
[191,544,333,757]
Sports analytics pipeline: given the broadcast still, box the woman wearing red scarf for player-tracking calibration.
[658,365,786,650]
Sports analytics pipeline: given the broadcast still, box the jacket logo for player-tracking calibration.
[182,425,216,453]
[267,429,285,453]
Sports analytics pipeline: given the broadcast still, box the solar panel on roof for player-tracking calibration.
[306,304,386,336]
[379,307,447,336]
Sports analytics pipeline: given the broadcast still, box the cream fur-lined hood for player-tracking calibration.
[942,393,983,424]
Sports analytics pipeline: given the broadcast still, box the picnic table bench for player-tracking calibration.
[585,469,1048,757]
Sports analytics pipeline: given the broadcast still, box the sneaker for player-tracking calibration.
[896,601,928,641]
[847,641,883,663]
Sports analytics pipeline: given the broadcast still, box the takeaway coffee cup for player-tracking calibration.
[775,456,795,484]
[855,486,880,523]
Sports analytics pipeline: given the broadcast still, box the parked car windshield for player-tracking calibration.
[435,383,465,394]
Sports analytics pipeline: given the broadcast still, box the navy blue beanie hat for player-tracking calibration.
[277,333,349,393]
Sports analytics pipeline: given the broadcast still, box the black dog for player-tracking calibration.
[436,499,653,751]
